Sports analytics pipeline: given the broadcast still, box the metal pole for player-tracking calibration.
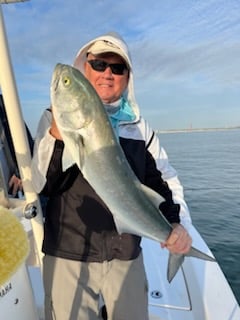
[0,4,43,268]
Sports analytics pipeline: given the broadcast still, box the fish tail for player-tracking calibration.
[167,246,216,283]
[167,253,185,283]
[186,246,216,262]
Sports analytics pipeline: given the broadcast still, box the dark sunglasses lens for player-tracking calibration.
[88,60,127,75]
[110,64,126,75]
[90,60,107,71]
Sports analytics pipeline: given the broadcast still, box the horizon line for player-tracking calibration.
[156,126,240,134]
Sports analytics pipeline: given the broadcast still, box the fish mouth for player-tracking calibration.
[51,64,62,92]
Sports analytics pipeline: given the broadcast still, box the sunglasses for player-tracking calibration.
[87,60,128,75]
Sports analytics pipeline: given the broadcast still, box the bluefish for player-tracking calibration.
[51,63,215,282]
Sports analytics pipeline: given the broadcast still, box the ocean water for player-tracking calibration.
[158,129,240,304]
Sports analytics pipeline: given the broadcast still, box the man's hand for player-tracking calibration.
[8,174,22,197]
[50,109,62,140]
[161,223,192,254]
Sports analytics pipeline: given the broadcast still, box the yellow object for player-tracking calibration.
[0,206,29,285]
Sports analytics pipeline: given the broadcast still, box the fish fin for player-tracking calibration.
[62,131,85,169]
[139,184,165,208]
[167,253,185,283]
[186,246,216,262]
[167,246,216,283]
[113,184,166,235]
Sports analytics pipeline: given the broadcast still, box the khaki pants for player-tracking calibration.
[43,253,149,320]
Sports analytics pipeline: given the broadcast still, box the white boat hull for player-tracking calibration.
[143,226,240,320]
[0,264,39,319]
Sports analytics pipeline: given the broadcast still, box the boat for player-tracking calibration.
[0,1,240,319]
[143,232,240,319]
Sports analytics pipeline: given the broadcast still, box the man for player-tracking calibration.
[31,32,192,320]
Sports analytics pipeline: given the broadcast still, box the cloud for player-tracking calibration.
[1,0,240,132]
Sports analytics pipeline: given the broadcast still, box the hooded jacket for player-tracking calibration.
[31,32,191,262]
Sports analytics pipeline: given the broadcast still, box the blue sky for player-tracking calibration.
[1,0,240,135]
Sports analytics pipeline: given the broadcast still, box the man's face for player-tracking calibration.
[84,53,129,104]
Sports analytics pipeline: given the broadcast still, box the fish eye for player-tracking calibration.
[63,76,71,86]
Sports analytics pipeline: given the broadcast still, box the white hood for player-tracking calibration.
[73,32,140,121]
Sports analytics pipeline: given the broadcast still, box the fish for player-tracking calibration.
[50,63,215,282]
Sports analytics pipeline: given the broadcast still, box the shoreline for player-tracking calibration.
[156,126,240,134]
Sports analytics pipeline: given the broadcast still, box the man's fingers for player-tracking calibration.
[164,224,192,254]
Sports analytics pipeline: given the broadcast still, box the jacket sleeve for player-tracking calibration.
[31,109,75,193]
[31,110,55,192]
[143,118,192,230]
